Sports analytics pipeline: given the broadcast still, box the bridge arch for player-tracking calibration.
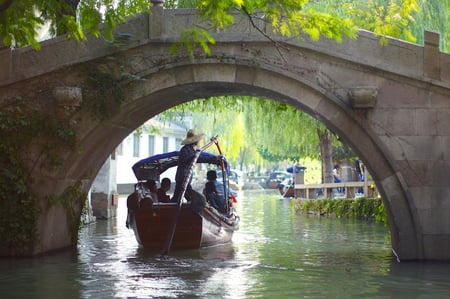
[59,52,418,260]
[2,11,449,259]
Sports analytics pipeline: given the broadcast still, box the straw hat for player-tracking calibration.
[181,129,205,145]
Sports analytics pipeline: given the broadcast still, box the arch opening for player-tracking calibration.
[78,63,418,260]
[2,47,424,259]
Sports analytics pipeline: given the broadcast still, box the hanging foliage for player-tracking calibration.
[162,96,346,168]
[0,97,78,255]
[294,197,388,225]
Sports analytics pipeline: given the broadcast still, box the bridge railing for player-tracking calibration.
[294,181,377,199]
[1,4,448,87]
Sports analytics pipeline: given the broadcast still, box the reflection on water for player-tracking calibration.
[1,190,450,298]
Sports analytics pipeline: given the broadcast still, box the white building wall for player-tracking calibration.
[90,115,192,211]
[116,119,188,185]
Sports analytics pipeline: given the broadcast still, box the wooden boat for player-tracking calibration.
[266,171,292,189]
[131,203,237,249]
[278,179,295,198]
[278,166,306,198]
[128,149,239,251]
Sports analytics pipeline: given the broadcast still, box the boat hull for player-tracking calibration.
[279,186,295,198]
[131,203,238,250]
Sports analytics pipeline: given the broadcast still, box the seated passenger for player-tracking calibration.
[203,170,226,213]
[125,184,139,228]
[157,178,171,203]
[141,180,158,206]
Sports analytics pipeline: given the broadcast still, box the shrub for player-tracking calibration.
[293,197,387,225]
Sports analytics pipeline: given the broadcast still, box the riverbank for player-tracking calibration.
[292,197,387,225]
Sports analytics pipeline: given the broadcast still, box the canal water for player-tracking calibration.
[1,190,450,298]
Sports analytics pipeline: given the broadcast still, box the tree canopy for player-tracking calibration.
[161,97,333,161]
[0,0,152,49]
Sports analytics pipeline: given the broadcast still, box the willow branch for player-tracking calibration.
[241,6,288,63]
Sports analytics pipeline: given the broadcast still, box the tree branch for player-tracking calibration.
[0,0,13,13]
[240,6,288,63]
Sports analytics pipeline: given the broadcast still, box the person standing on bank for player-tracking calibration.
[172,129,205,203]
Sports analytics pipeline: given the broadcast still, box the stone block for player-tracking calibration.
[430,161,450,187]
[371,108,416,136]
[174,66,195,85]
[395,160,432,187]
[417,207,450,235]
[441,53,450,83]
[39,205,72,252]
[163,9,198,37]
[149,4,164,38]
[251,68,322,111]
[409,187,433,209]
[193,64,236,83]
[377,80,429,108]
[143,69,177,95]
[0,47,11,82]
[423,234,450,260]
[235,65,257,85]
[430,91,450,108]
[395,229,421,260]
[91,192,110,219]
[443,137,450,161]
[423,31,440,80]
[315,97,341,122]
[379,136,442,161]
[436,109,450,135]
[415,108,439,136]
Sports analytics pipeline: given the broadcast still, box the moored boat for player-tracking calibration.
[278,165,307,198]
[278,178,295,198]
[127,145,239,252]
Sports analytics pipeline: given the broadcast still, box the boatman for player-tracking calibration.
[172,129,205,203]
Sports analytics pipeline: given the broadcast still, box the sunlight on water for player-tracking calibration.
[1,190,450,298]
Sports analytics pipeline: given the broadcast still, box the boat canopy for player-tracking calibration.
[286,165,307,173]
[132,151,230,181]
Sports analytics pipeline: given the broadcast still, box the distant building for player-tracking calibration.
[115,118,189,194]
[89,117,190,219]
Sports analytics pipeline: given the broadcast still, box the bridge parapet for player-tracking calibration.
[164,9,450,93]
[0,9,448,88]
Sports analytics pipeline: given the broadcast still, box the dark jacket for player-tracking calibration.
[157,188,170,203]
[175,144,197,183]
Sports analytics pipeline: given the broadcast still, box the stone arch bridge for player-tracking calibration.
[0,6,449,260]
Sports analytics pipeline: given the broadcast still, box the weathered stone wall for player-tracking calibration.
[0,9,449,260]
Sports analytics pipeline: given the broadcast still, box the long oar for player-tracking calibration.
[161,137,217,256]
